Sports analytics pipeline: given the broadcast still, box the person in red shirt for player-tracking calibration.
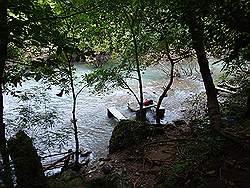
[143,99,153,106]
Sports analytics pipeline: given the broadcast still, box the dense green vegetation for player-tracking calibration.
[0,0,249,187]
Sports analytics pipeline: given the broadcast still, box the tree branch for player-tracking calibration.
[76,84,87,98]
[121,78,140,105]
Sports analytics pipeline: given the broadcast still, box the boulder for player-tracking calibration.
[8,131,48,188]
[109,120,164,153]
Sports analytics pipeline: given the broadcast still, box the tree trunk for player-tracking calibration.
[156,51,175,124]
[123,8,145,121]
[246,86,250,118]
[185,13,221,130]
[247,96,250,118]
[0,0,14,187]
[68,58,79,169]
[131,29,145,122]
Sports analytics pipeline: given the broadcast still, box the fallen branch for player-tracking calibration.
[224,83,240,90]
[41,151,70,160]
[215,86,237,94]
[43,151,75,171]
[217,83,240,90]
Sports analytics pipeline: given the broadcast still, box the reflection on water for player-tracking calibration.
[4,63,207,161]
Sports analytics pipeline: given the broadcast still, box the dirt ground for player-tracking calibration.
[85,122,188,187]
[85,121,250,188]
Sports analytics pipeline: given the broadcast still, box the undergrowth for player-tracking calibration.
[164,119,226,188]
[164,89,249,188]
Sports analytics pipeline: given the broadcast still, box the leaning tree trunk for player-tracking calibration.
[156,51,175,124]
[0,0,14,187]
[185,13,221,130]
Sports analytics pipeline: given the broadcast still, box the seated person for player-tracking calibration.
[143,99,153,106]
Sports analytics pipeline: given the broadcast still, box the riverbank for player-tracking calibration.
[48,89,250,188]
[85,120,192,187]
[48,116,250,188]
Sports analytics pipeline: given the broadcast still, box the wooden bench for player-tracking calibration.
[107,107,127,121]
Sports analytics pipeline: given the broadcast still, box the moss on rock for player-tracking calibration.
[8,131,48,188]
[109,120,164,153]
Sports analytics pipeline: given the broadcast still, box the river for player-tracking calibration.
[4,61,220,164]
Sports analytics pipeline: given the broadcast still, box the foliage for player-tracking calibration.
[48,170,86,188]
[6,0,63,89]
[5,86,72,156]
[5,0,249,109]
[3,0,249,166]
[220,85,250,124]
[48,169,128,188]
[164,121,226,187]
[183,93,208,122]
[165,161,188,188]
[187,0,248,78]
[84,59,135,93]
